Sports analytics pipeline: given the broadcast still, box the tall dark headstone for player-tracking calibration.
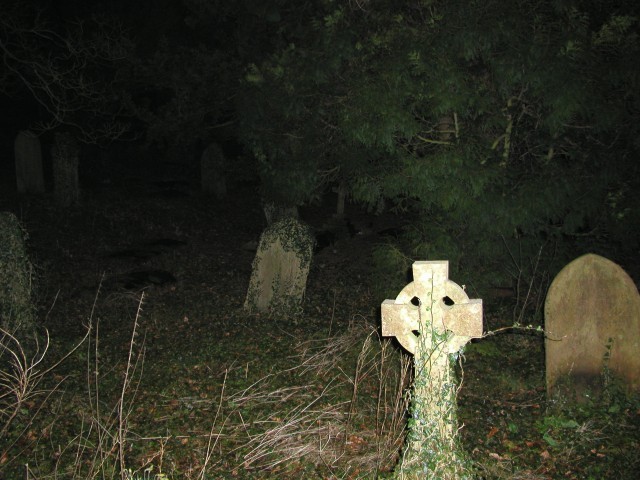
[14,130,45,194]
[201,142,227,199]
[52,132,80,207]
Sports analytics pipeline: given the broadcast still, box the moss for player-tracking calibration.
[257,217,314,265]
[0,212,35,332]
[245,218,315,316]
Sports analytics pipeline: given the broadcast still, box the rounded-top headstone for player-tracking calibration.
[545,253,640,400]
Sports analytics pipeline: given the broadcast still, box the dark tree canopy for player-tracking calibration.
[232,0,640,285]
[5,0,638,286]
[0,0,133,143]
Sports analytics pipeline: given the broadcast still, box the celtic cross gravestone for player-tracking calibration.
[382,261,482,478]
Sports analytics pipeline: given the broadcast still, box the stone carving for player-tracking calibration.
[0,212,35,332]
[201,142,227,199]
[545,253,640,400]
[52,132,80,207]
[382,261,482,478]
[244,218,314,315]
[14,130,45,194]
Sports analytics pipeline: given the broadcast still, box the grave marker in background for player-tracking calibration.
[52,132,80,207]
[545,253,640,401]
[382,261,482,479]
[201,142,227,199]
[14,130,45,194]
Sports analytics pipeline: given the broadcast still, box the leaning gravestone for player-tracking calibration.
[201,142,227,199]
[14,130,45,194]
[0,212,35,332]
[52,132,80,207]
[244,218,314,316]
[262,201,298,226]
[382,261,482,479]
[545,253,640,401]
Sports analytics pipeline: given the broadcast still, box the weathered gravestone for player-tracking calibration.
[0,212,35,332]
[201,142,227,199]
[262,201,298,226]
[14,130,45,194]
[382,261,482,479]
[545,253,640,401]
[244,217,314,315]
[52,132,80,207]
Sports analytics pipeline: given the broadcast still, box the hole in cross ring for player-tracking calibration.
[442,296,455,306]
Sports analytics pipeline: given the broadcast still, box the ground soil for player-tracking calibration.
[1,175,638,479]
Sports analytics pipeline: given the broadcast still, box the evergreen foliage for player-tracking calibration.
[116,0,640,286]
[235,0,640,285]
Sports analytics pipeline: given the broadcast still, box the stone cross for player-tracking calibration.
[381,261,482,478]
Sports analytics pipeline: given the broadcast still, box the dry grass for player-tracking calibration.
[2,302,412,479]
[0,322,88,472]
[227,319,411,477]
[26,293,148,480]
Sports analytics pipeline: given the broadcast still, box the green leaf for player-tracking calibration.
[543,432,559,447]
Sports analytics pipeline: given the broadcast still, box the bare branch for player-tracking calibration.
[0,3,133,143]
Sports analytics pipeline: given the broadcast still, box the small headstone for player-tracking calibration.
[201,142,227,199]
[52,132,80,207]
[545,253,640,400]
[14,130,45,194]
[244,218,314,316]
[381,261,482,478]
[0,212,35,332]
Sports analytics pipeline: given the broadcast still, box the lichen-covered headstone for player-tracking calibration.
[244,218,314,316]
[201,142,227,199]
[0,212,35,332]
[382,261,482,478]
[545,253,640,401]
[52,132,80,207]
[262,201,298,226]
[14,130,45,194]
